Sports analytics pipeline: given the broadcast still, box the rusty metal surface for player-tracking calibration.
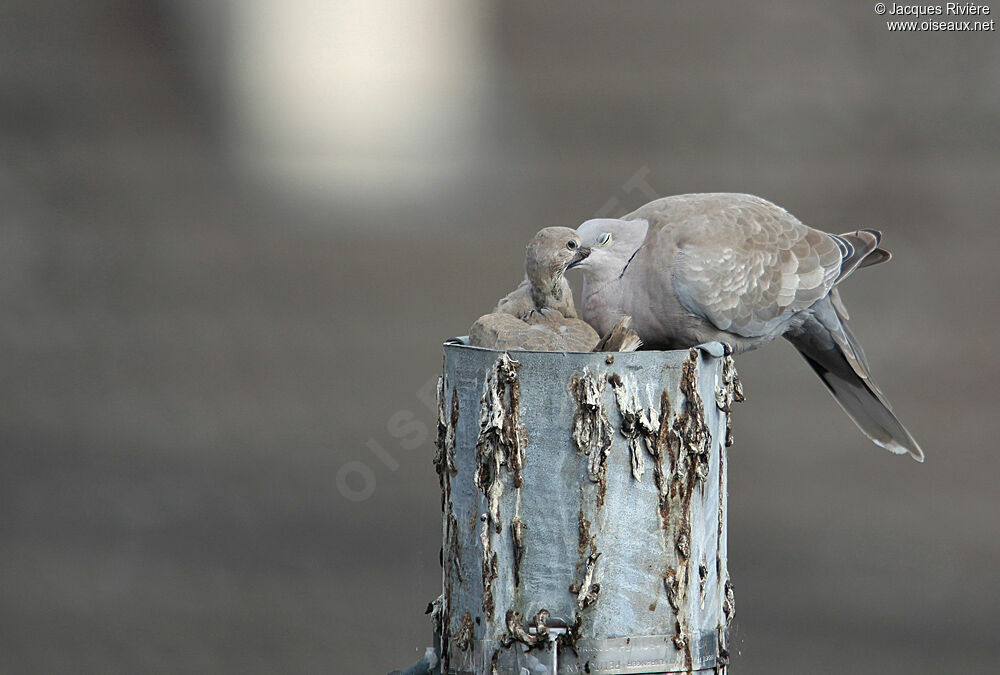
[436,342,740,674]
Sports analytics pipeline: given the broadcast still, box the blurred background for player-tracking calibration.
[2,1,998,672]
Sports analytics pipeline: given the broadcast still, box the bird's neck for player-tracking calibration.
[581,274,626,337]
[528,270,562,307]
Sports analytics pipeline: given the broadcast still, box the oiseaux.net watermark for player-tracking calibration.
[875,3,996,30]
[336,167,663,503]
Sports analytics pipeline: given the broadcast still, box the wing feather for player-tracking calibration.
[672,197,843,338]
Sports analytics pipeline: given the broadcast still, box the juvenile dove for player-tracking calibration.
[573,193,923,461]
[492,227,586,320]
[469,227,600,352]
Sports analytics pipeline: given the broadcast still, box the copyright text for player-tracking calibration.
[875,3,996,29]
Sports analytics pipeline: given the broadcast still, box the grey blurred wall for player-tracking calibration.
[2,1,998,673]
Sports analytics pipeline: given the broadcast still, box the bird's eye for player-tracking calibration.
[566,240,578,250]
[597,232,613,246]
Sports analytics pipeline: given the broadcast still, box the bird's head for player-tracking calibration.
[525,227,590,286]
[573,218,650,281]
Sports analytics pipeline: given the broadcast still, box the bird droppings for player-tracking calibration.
[672,615,694,673]
[718,585,733,674]
[672,626,687,651]
[434,372,463,675]
[433,379,459,511]
[472,353,526,627]
[449,388,460,466]
[501,609,550,650]
[480,516,498,621]
[718,572,735,672]
[555,615,584,657]
[428,594,444,635]
[715,354,746,447]
[455,611,474,652]
[608,371,661,483]
[675,349,712,482]
[502,357,526,490]
[577,507,594,560]
[438,512,460,672]
[663,568,680,612]
[639,349,723,675]
[571,550,602,611]
[475,368,507,533]
[673,619,694,673]
[570,367,614,507]
[650,390,676,528]
[511,516,525,588]
[574,504,601,613]
[532,609,551,634]
[447,513,462,584]
[718,638,731,669]
[475,352,526,533]
[434,376,447,482]
[676,524,691,559]
[723,575,735,626]
[698,560,708,610]
[656,350,714,639]
[715,354,745,411]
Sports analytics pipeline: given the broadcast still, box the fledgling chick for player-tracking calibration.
[493,227,590,320]
[469,227,600,352]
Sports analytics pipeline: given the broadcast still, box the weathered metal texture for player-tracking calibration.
[435,341,741,675]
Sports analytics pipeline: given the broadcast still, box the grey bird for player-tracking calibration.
[469,227,600,352]
[493,226,588,320]
[573,193,923,461]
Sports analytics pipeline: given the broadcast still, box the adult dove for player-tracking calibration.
[469,227,600,352]
[573,193,923,461]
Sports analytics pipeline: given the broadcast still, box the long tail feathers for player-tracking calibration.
[858,247,891,269]
[831,229,891,283]
[786,297,924,462]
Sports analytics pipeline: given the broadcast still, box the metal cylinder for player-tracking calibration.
[433,341,741,674]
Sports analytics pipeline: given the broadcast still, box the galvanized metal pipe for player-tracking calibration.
[433,341,741,674]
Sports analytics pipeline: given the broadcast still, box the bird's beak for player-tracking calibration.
[566,246,591,269]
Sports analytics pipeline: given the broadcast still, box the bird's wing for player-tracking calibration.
[493,279,535,318]
[671,198,843,338]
